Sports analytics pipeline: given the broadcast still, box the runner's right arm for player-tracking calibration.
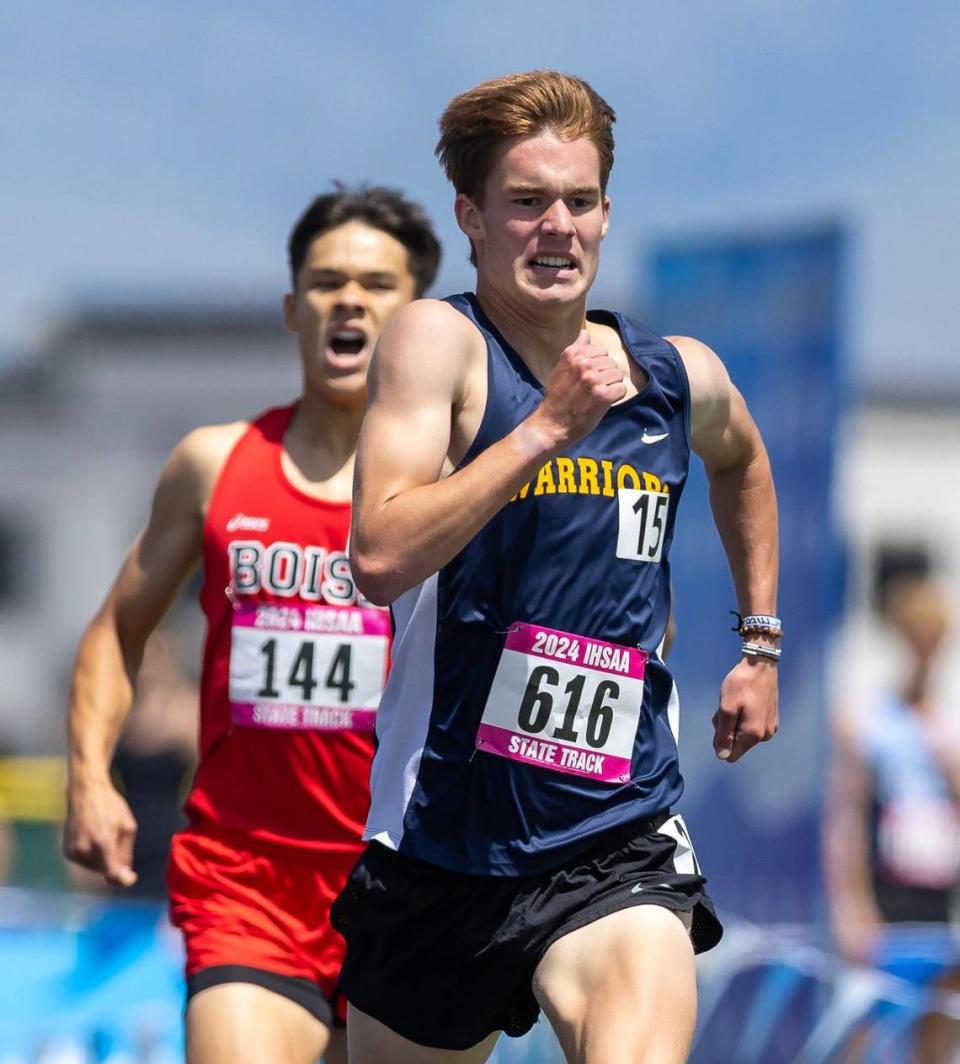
[64,425,242,887]
[351,300,625,605]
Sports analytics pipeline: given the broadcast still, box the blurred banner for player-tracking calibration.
[649,223,847,923]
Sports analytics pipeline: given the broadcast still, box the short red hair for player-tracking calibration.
[436,70,616,205]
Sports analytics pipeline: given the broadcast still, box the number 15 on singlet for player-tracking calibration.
[616,489,670,563]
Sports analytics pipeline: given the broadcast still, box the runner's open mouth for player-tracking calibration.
[329,329,366,355]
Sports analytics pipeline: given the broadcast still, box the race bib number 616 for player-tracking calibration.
[476,623,648,783]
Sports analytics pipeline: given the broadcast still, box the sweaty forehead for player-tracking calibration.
[489,131,602,193]
[303,221,411,276]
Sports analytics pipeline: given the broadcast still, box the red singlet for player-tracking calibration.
[183,404,382,853]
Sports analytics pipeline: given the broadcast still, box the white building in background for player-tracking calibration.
[834,390,960,706]
[0,302,958,750]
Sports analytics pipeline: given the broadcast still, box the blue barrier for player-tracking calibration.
[3,891,956,1063]
[0,889,565,1063]
[691,921,960,1063]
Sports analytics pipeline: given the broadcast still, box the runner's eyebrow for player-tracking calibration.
[360,272,400,284]
[506,184,600,198]
[306,269,399,283]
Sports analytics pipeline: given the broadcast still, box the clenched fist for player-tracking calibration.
[531,329,626,448]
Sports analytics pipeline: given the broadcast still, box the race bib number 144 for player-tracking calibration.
[229,603,388,731]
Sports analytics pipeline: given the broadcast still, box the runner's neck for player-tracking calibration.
[474,280,588,378]
[281,395,362,500]
[288,392,364,454]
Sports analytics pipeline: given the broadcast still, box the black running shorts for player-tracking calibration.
[331,812,722,1051]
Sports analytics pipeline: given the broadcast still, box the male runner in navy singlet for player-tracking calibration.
[335,72,780,1064]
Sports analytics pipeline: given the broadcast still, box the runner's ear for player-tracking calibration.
[455,194,483,242]
[282,292,298,334]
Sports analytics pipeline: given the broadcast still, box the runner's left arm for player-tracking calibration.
[672,336,779,763]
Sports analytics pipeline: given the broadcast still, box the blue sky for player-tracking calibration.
[3,1,959,385]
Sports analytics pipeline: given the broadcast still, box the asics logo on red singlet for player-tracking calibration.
[226,513,271,532]
[228,541,359,605]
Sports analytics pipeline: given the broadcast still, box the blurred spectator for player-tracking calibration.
[825,577,960,1062]
[0,812,13,883]
[0,741,15,882]
[112,623,197,897]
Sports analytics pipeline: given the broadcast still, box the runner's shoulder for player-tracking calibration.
[667,336,726,380]
[378,298,484,367]
[160,421,250,510]
[668,336,733,433]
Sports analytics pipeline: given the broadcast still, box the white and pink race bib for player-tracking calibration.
[228,602,389,731]
[476,622,648,784]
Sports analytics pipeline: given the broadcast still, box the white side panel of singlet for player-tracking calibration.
[365,572,439,850]
[667,680,680,744]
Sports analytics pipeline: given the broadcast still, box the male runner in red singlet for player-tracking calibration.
[63,185,441,1064]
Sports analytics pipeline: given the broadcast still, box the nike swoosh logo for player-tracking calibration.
[641,431,669,444]
[631,882,673,894]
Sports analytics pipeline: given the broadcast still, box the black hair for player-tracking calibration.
[287,183,441,297]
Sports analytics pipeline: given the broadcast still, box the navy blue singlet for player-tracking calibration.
[365,293,692,875]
